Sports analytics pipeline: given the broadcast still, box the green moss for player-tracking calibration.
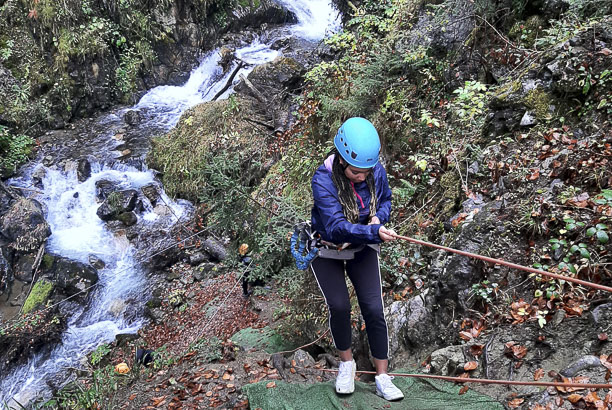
[41,254,55,271]
[22,279,54,315]
[524,88,551,119]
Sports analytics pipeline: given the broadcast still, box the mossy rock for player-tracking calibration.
[230,326,295,353]
[41,253,55,271]
[22,279,54,315]
[524,88,551,120]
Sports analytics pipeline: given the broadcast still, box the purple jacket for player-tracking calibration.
[311,155,392,244]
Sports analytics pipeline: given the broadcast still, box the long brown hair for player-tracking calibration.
[330,150,378,224]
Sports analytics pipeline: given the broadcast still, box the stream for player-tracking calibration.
[0,1,340,406]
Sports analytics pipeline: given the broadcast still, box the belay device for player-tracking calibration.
[290,221,319,270]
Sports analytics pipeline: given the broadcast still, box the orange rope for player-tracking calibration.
[306,367,612,389]
[391,234,612,293]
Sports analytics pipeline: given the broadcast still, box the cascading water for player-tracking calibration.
[0,0,340,406]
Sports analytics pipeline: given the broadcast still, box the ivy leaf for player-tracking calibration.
[596,230,609,244]
[579,248,591,259]
[586,227,596,237]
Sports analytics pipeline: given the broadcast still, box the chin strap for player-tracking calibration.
[290,221,319,270]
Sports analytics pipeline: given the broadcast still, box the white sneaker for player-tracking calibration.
[335,360,356,394]
[375,374,404,401]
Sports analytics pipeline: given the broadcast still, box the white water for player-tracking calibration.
[1,0,339,406]
[0,164,187,405]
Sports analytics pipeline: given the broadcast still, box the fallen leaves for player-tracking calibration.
[533,368,545,381]
[464,361,478,371]
[504,342,528,360]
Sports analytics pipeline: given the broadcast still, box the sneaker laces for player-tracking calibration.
[377,374,396,391]
[337,361,354,383]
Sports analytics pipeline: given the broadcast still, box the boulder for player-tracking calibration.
[386,292,430,357]
[45,255,99,300]
[236,56,305,95]
[116,211,138,226]
[141,182,162,206]
[0,247,12,295]
[77,158,92,182]
[95,179,118,201]
[123,110,141,126]
[96,190,138,221]
[88,254,106,270]
[0,198,51,253]
[430,345,467,375]
[199,238,227,262]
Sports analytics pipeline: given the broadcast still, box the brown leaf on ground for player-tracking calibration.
[598,333,608,341]
[464,361,478,371]
[469,344,484,356]
[458,385,469,395]
[266,381,276,388]
[459,331,473,341]
[567,394,583,404]
[533,368,545,381]
[508,398,524,408]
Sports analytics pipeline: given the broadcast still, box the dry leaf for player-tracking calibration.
[469,344,484,356]
[266,381,276,388]
[205,391,213,397]
[464,361,478,371]
[567,394,583,404]
[534,368,545,381]
[458,385,469,395]
[508,398,524,408]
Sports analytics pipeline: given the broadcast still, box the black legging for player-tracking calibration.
[310,246,389,360]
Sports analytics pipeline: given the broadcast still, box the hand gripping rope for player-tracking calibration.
[290,221,319,270]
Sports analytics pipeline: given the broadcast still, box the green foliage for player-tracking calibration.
[470,280,499,304]
[189,337,223,362]
[451,81,488,124]
[0,125,33,177]
[21,279,53,315]
[42,365,126,409]
[115,41,155,98]
[90,343,111,366]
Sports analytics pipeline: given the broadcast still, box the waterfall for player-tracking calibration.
[0,0,340,406]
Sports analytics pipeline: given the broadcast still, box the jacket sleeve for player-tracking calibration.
[312,171,382,244]
[375,166,392,224]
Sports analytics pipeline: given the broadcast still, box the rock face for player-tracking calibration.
[44,254,99,302]
[96,190,138,221]
[0,198,51,253]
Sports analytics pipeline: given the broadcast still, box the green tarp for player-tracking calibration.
[243,375,503,410]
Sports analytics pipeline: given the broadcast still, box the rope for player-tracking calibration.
[390,233,612,293]
[299,367,612,389]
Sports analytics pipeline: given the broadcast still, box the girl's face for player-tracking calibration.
[343,163,371,183]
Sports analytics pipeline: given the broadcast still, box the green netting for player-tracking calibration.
[230,326,295,353]
[243,375,503,410]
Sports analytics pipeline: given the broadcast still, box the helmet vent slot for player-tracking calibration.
[351,151,358,160]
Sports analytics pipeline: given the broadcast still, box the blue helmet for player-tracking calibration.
[334,117,380,169]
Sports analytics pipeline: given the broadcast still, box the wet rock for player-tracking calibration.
[124,110,141,126]
[116,211,138,226]
[88,254,106,270]
[430,345,466,375]
[13,254,36,283]
[45,255,99,300]
[236,56,304,95]
[166,271,180,281]
[141,182,162,206]
[0,198,51,253]
[109,299,127,317]
[228,0,297,30]
[77,158,92,182]
[0,247,12,295]
[199,238,227,262]
[95,179,118,201]
[96,190,138,221]
[153,204,172,217]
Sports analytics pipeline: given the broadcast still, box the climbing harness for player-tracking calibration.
[290,222,383,269]
[290,221,319,270]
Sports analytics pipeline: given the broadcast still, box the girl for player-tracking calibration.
[310,117,403,401]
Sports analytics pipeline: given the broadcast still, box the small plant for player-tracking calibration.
[569,242,590,259]
[470,280,499,304]
[586,223,609,244]
[90,344,111,366]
